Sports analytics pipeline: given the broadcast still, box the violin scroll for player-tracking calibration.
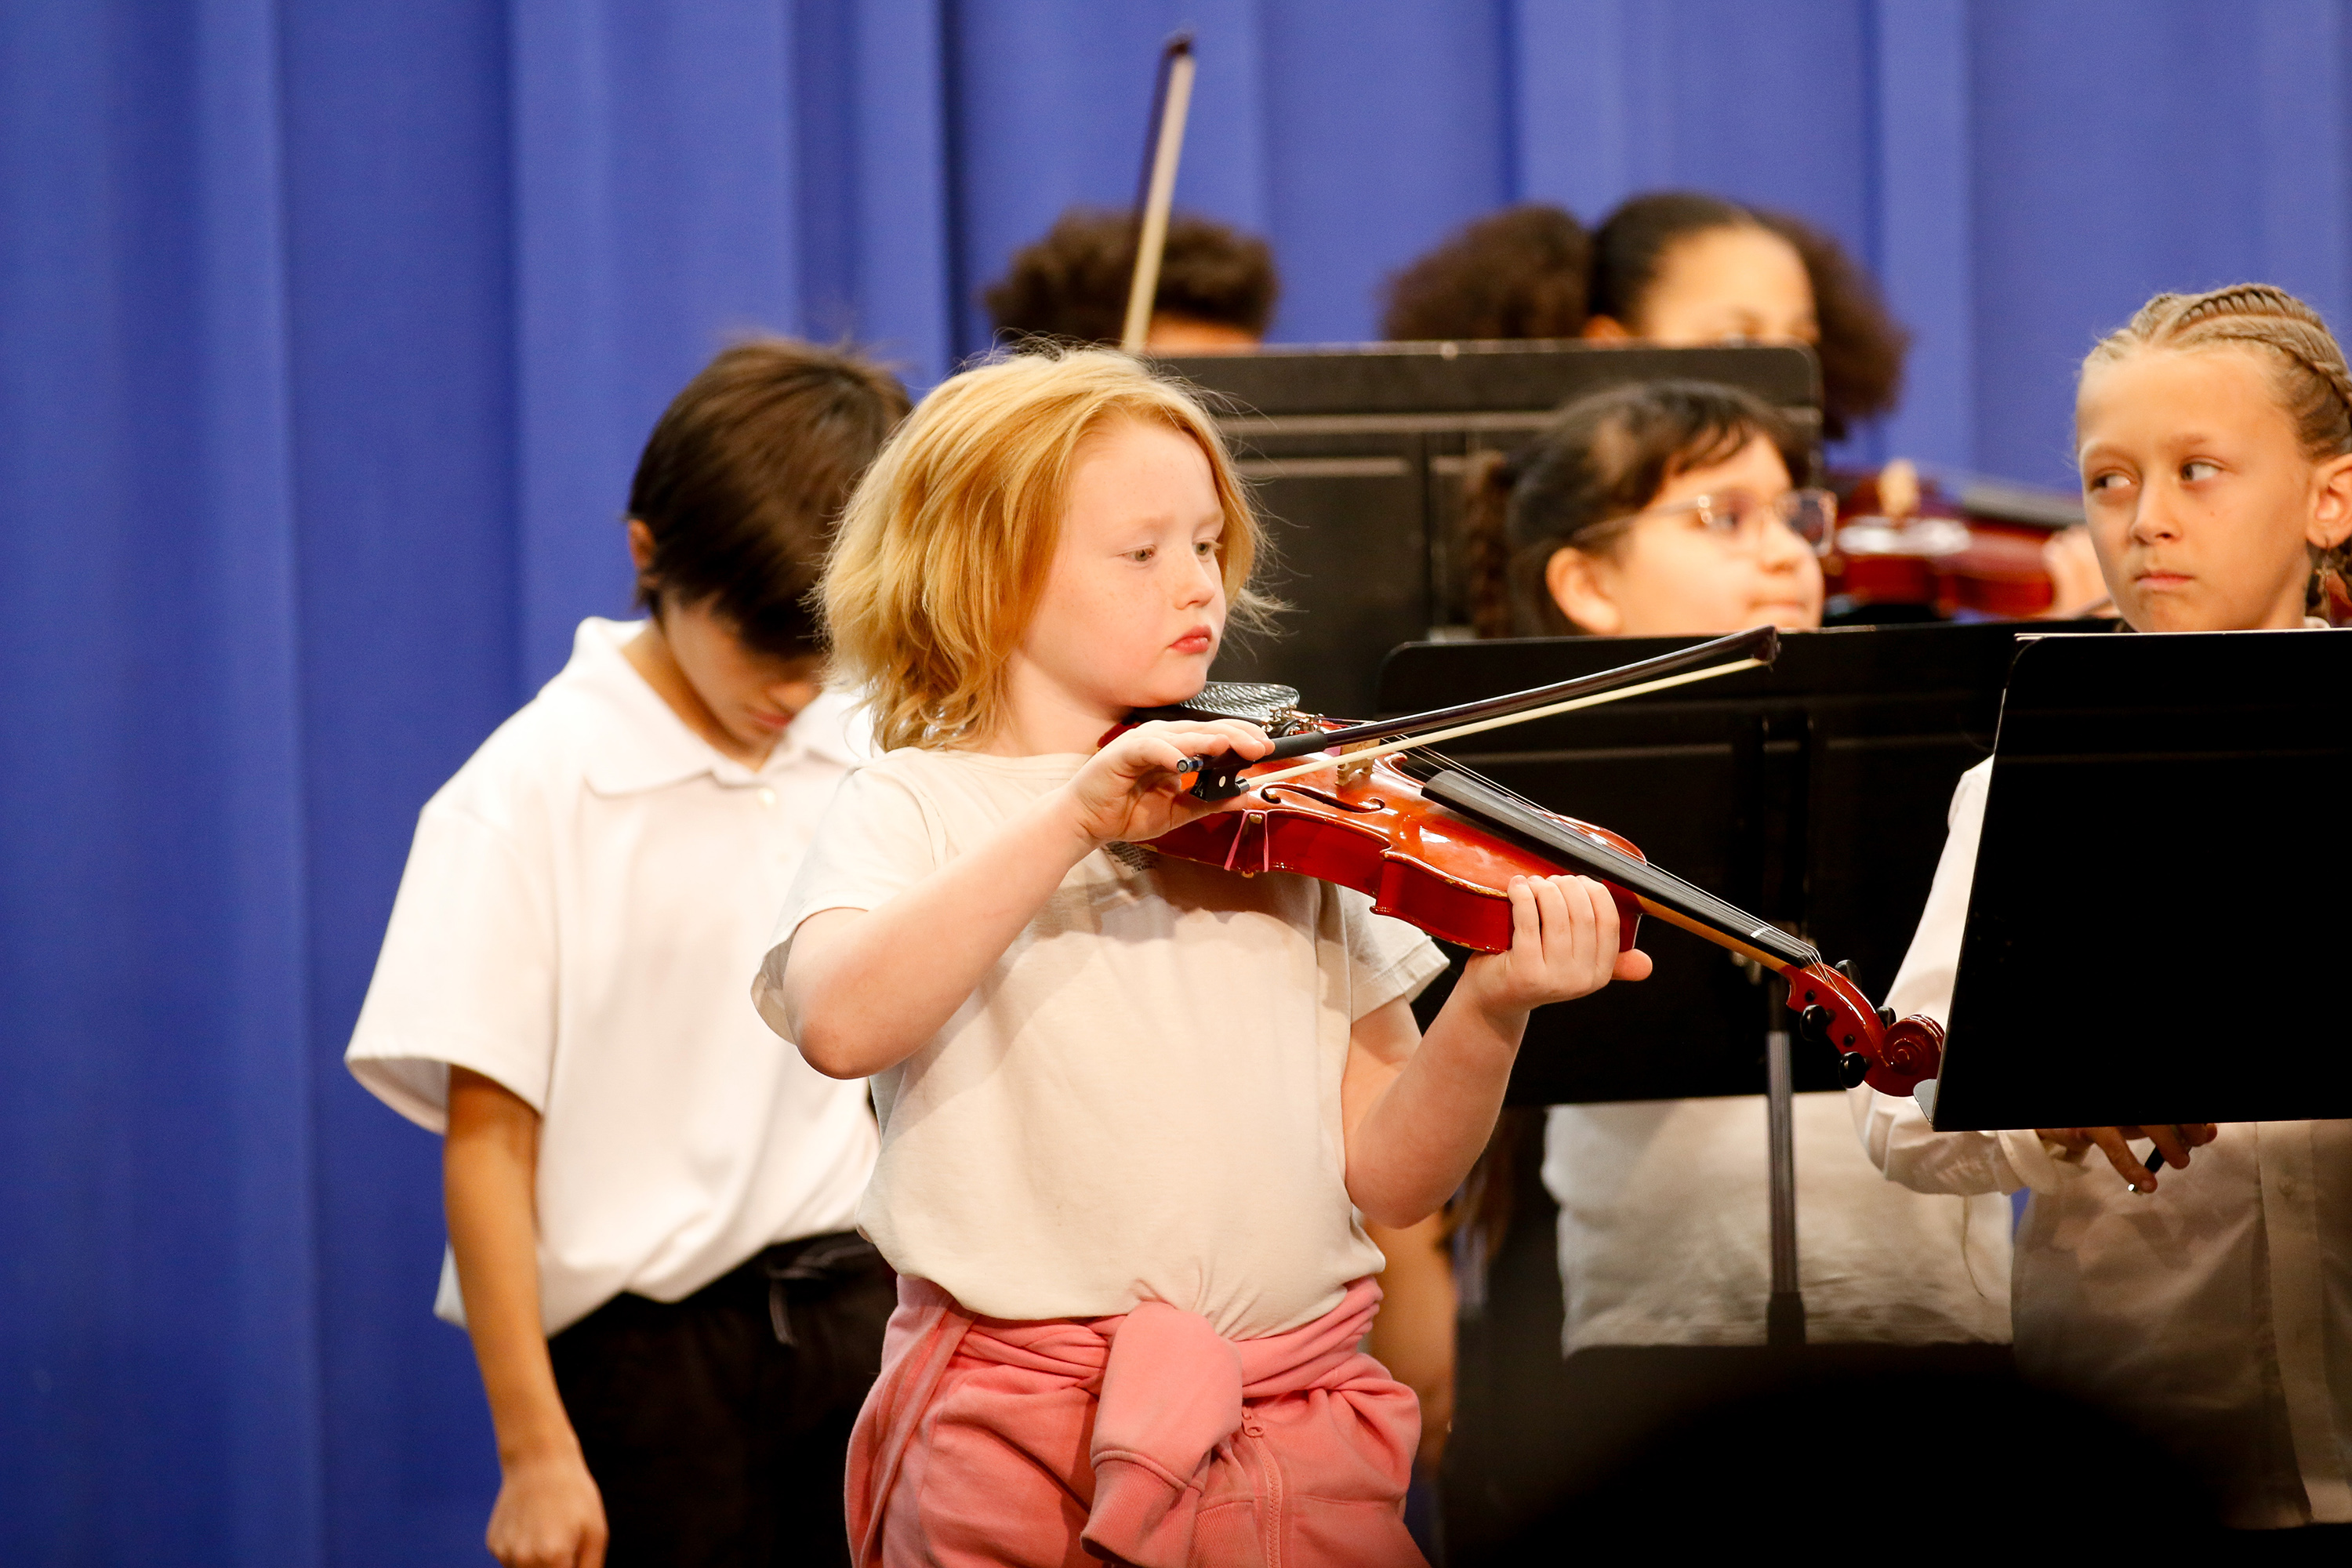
[1786,961,1944,1098]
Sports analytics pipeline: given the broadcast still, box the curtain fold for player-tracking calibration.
[5,3,2350,1562]
[2,0,323,1561]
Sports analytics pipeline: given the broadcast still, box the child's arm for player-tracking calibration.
[782,720,1269,1079]
[1343,874,1648,1227]
[445,1067,609,1568]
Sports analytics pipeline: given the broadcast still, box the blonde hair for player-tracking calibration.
[822,347,1273,750]
[2084,284,2352,615]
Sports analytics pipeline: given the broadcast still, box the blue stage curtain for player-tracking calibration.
[4,3,2349,1562]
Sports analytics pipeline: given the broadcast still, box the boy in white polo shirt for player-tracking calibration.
[347,340,909,1568]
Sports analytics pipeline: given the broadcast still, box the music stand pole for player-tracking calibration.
[1765,982,1806,1345]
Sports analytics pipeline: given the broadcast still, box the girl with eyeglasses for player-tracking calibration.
[1465,379,1836,640]
[1402,380,2009,1494]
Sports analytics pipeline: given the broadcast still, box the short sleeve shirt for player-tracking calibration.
[347,618,879,1332]
[750,748,1446,1340]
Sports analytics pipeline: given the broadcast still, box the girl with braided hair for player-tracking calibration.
[1856,283,2352,1533]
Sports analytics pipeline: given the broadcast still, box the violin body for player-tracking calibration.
[1145,737,1645,954]
[1826,468,2062,622]
[1828,516,2056,620]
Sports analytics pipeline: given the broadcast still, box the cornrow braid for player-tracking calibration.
[2088,283,2352,619]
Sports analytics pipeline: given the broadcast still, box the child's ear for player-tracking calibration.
[1544,546,1623,635]
[626,518,659,575]
[2310,455,2352,550]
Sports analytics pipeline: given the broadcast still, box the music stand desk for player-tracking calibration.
[1931,627,2352,1131]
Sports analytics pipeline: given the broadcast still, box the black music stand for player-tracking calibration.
[1929,627,2352,1131]
[1381,621,2054,1559]
[1381,621,2054,1105]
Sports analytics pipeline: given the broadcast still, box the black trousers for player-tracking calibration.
[550,1232,894,1568]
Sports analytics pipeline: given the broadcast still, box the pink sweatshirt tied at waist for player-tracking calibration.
[846,1274,1424,1568]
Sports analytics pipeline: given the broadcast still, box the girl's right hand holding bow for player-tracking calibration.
[1060,718,1272,844]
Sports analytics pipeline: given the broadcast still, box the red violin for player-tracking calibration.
[1824,462,2080,622]
[1108,628,1945,1098]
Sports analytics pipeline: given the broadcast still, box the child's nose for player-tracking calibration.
[2130,488,2183,542]
[1756,514,1812,569]
[1174,554,1218,604]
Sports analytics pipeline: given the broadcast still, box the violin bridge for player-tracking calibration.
[1336,739,1380,786]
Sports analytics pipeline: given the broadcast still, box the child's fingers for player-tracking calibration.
[1526,874,1576,967]
[1534,875,1613,975]
[2085,1126,2155,1192]
[1205,718,1274,759]
[1574,875,1620,958]
[1115,720,1272,786]
[1133,717,1270,757]
[1112,732,1196,781]
[1504,876,1543,966]
[1114,726,1226,775]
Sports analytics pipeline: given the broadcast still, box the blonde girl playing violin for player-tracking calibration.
[1858,284,2352,1531]
[751,348,1647,1567]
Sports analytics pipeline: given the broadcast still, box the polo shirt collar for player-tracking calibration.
[560,617,856,795]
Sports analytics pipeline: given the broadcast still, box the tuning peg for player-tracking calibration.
[1835,958,1860,986]
[1837,1052,1871,1088]
[1798,1004,1832,1044]
[1878,1007,1895,1027]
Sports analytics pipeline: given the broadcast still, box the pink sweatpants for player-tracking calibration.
[844,1275,1424,1567]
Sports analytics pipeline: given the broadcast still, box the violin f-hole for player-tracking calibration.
[1259,784,1384,813]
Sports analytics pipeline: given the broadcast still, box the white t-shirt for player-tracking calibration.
[750,748,1447,1340]
[1543,1094,2011,1352]
[347,617,880,1334]
[1853,757,2352,1528]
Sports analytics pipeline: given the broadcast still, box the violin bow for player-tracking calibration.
[1237,657,1769,790]
[1176,625,1778,798]
[1120,33,1196,354]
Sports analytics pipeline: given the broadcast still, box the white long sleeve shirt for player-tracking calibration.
[1853,758,2352,1529]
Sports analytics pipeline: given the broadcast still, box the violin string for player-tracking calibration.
[1392,739,1809,960]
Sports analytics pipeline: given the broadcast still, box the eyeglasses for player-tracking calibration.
[1621,488,1839,554]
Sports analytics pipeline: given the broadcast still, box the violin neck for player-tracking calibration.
[1414,767,1819,971]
